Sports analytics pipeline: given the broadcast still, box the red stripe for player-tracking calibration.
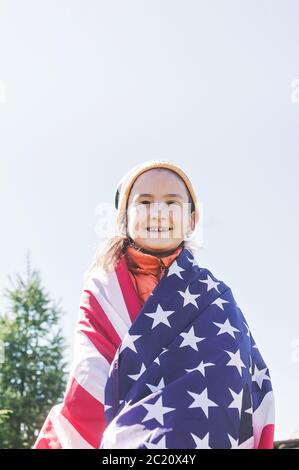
[258,424,275,449]
[61,376,106,448]
[79,289,121,363]
[33,415,62,449]
[116,255,142,323]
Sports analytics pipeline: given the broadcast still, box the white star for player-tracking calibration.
[225,349,246,376]
[178,285,201,308]
[128,363,146,381]
[212,297,230,311]
[199,274,220,293]
[180,326,205,351]
[146,377,165,393]
[144,435,167,449]
[187,388,218,418]
[142,395,175,426]
[228,387,243,419]
[167,260,185,279]
[190,431,211,449]
[252,364,271,389]
[145,304,174,329]
[120,334,142,354]
[185,360,215,377]
[213,318,240,339]
[228,434,239,449]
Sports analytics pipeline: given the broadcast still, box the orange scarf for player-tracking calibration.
[125,244,183,305]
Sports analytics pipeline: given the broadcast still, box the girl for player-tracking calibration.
[33,160,275,449]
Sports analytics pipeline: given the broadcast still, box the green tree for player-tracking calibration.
[0,409,12,425]
[0,257,68,448]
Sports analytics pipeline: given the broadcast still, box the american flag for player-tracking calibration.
[34,248,275,449]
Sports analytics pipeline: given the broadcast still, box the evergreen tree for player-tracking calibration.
[0,256,68,448]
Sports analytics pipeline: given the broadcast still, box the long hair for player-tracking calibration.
[83,213,129,281]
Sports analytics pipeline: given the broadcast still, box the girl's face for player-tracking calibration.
[127,169,195,256]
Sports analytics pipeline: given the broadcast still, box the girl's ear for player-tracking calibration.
[186,212,195,238]
[188,211,196,233]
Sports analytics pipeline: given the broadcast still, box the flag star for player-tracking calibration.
[167,260,185,279]
[228,434,239,449]
[180,326,205,351]
[146,377,165,393]
[178,285,201,308]
[144,435,167,449]
[128,363,146,381]
[104,404,112,411]
[212,297,230,311]
[228,387,243,419]
[190,431,211,449]
[213,318,240,339]
[252,364,271,389]
[142,395,175,426]
[145,304,174,329]
[199,274,220,293]
[225,349,246,376]
[120,334,142,354]
[187,388,218,418]
[185,360,215,377]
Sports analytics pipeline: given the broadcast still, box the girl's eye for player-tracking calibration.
[138,200,179,205]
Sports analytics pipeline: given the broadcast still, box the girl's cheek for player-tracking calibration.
[131,205,148,222]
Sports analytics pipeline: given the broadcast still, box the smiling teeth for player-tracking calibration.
[148,228,171,232]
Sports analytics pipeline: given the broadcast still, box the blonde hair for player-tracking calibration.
[84,212,128,281]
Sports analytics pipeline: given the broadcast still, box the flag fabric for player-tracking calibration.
[33,248,275,449]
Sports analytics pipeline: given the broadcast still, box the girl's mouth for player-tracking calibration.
[147,227,173,232]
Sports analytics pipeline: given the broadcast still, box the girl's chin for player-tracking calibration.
[139,239,179,251]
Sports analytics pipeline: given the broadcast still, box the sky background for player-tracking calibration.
[0,0,299,441]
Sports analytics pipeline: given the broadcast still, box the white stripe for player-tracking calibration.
[67,330,110,403]
[85,272,130,340]
[238,436,254,449]
[50,404,94,449]
[102,268,132,328]
[252,390,275,448]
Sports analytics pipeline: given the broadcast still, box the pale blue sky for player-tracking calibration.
[0,0,299,441]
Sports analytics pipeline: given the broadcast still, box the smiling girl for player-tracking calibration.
[34,160,275,449]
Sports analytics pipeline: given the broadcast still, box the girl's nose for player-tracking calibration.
[150,201,169,217]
